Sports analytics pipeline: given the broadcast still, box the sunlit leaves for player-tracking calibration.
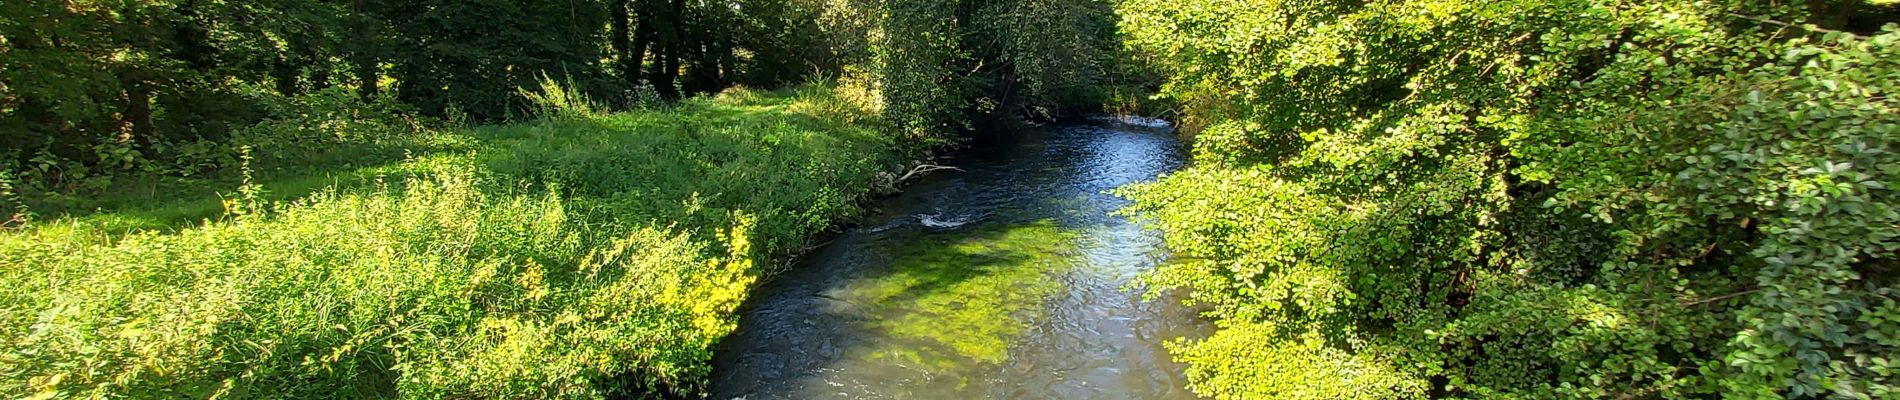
[0,85,908,398]
[1119,0,1899,398]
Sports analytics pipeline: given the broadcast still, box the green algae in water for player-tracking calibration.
[839,219,1079,374]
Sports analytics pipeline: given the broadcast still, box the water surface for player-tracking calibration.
[711,118,1210,399]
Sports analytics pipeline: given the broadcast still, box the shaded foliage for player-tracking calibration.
[3,0,1134,192]
[0,0,869,190]
[876,0,1141,139]
[2,0,1138,397]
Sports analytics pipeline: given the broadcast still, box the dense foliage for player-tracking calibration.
[0,0,863,193]
[876,0,1145,137]
[27,0,1899,397]
[1,84,908,398]
[1118,0,1900,398]
[2,0,1140,397]
[1,0,1134,195]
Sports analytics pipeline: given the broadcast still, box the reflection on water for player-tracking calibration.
[710,119,1210,399]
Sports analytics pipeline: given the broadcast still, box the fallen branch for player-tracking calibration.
[798,238,836,253]
[896,164,963,183]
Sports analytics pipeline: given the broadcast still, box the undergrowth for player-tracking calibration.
[1,83,912,398]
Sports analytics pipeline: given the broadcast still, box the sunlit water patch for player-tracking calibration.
[711,119,1210,399]
[846,220,1076,373]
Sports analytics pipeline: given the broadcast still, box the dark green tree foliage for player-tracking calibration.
[975,0,1121,118]
[1118,0,1900,398]
[877,0,967,136]
[1,0,867,189]
[1,0,1127,190]
[381,0,609,118]
[2,1,191,176]
[876,0,1130,138]
[3,0,374,187]
[1,0,1126,398]
[733,0,833,86]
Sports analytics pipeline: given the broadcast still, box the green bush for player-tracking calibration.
[1117,0,1900,398]
[1,84,910,398]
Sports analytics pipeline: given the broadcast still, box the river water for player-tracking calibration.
[710,118,1211,399]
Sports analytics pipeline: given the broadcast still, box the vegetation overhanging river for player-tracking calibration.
[711,118,1212,399]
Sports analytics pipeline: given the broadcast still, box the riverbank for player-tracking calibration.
[1,84,924,398]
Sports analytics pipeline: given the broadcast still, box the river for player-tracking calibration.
[710,117,1211,399]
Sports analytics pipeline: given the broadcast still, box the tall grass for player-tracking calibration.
[520,74,607,120]
[1,84,911,398]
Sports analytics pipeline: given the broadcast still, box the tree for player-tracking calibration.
[1117,0,1900,398]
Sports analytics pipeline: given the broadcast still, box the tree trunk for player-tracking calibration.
[686,38,712,94]
[273,49,303,96]
[611,0,634,85]
[629,0,652,86]
[718,28,737,89]
[681,4,709,95]
[310,60,332,91]
[349,0,380,98]
[352,51,380,99]
[121,78,157,159]
[647,0,686,100]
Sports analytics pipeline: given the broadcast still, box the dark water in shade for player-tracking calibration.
[710,118,1212,399]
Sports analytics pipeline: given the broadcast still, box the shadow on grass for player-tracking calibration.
[24,136,470,235]
[22,84,890,242]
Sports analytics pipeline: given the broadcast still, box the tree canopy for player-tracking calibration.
[2,0,1134,194]
[1118,0,1900,398]
[8,0,1896,398]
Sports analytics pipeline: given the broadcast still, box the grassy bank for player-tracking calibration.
[1,84,918,398]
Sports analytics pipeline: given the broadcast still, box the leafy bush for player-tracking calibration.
[9,86,452,236]
[1,84,909,398]
[1117,0,1900,398]
[235,86,434,162]
[521,75,608,120]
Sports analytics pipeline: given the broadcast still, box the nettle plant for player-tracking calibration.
[1117,0,1898,398]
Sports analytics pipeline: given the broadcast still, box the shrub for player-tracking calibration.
[1,84,908,398]
[521,75,608,121]
[1117,0,1900,398]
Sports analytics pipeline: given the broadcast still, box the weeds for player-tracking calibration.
[0,83,910,398]
[521,74,606,120]
[0,170,27,230]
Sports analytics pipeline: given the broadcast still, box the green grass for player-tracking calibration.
[1,83,915,399]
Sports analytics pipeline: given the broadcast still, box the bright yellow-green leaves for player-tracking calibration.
[0,85,910,398]
[1172,322,1425,400]
[1119,0,1899,398]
